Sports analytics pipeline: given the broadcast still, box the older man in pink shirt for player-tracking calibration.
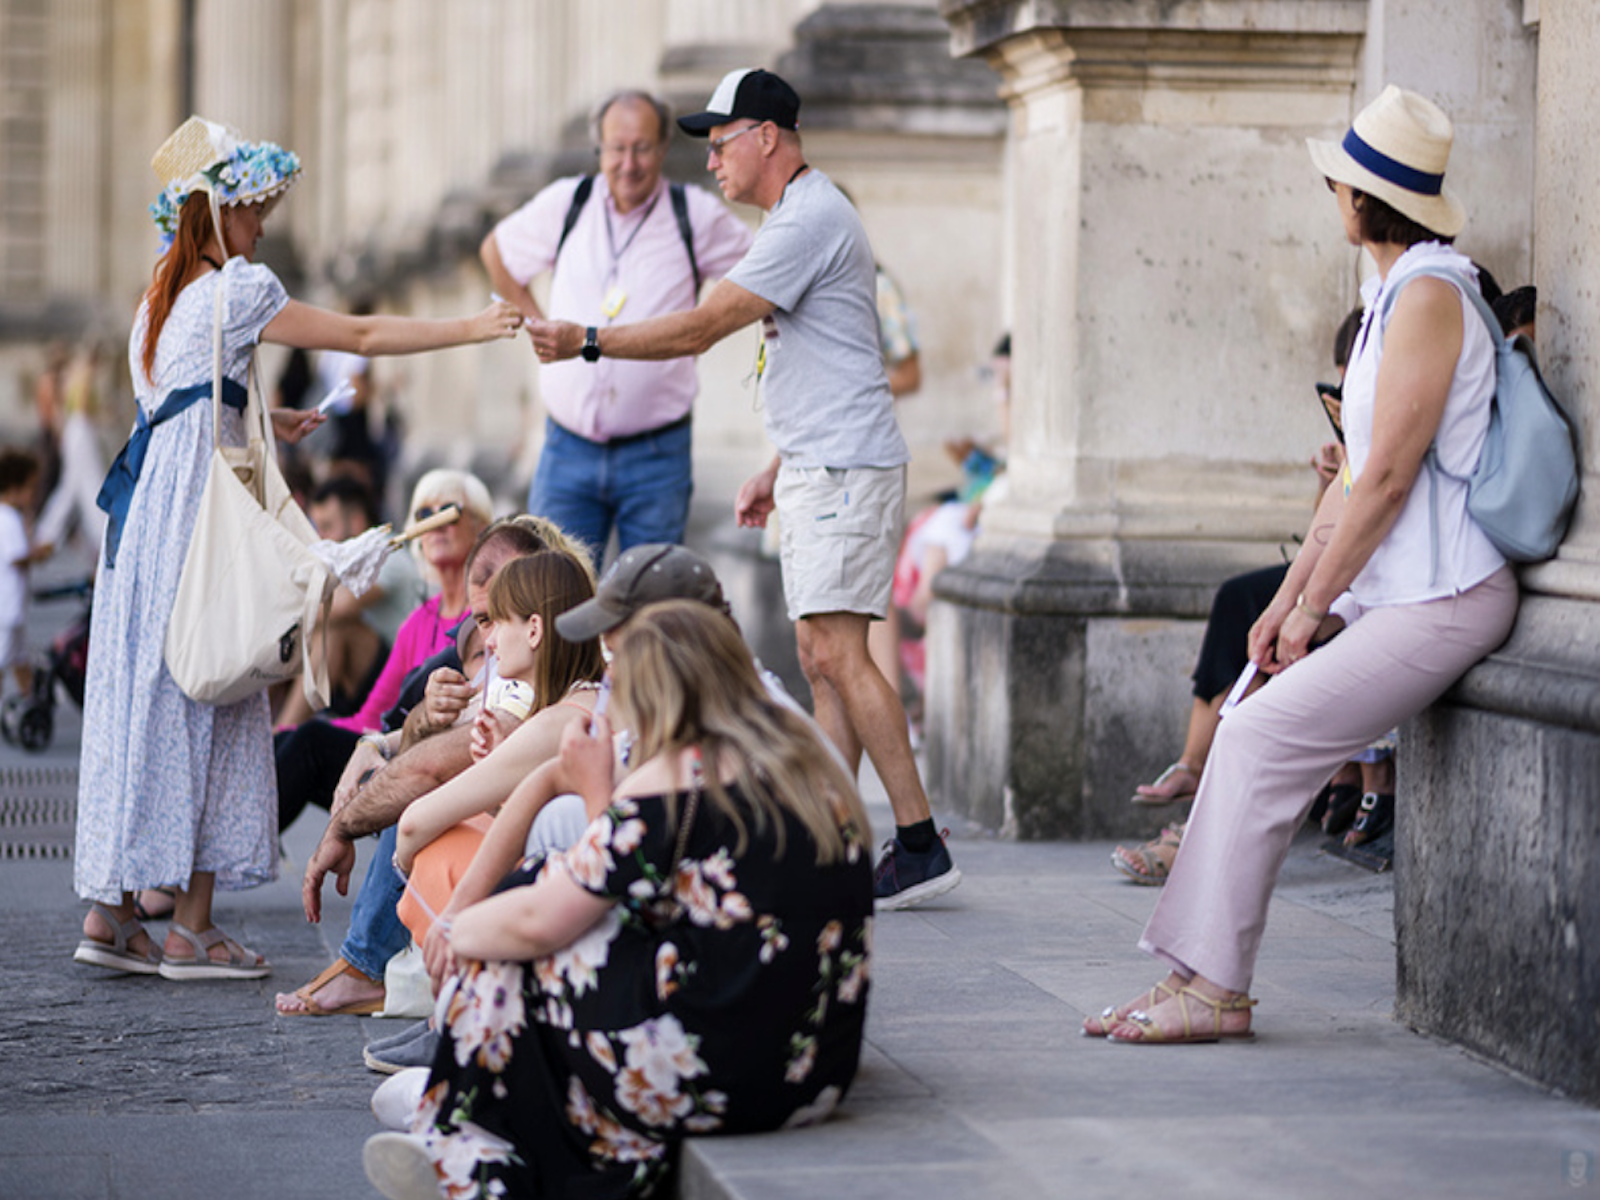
[482,90,752,555]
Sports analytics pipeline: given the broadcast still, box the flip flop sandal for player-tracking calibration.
[157,922,270,981]
[278,956,385,1016]
[1131,762,1198,807]
[1083,980,1179,1038]
[1108,985,1258,1045]
[1110,824,1184,886]
[73,903,163,974]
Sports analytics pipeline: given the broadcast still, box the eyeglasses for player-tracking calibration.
[412,503,460,524]
[708,123,762,157]
[599,141,664,161]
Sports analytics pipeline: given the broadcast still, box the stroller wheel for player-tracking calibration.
[14,703,52,752]
[0,694,24,745]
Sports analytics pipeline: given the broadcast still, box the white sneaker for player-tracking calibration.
[364,1131,441,1200]
[371,1067,429,1131]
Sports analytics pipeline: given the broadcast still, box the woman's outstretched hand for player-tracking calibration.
[476,299,528,343]
[271,407,327,445]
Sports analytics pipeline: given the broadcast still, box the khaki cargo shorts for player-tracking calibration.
[774,463,905,622]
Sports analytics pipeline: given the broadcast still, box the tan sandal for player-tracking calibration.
[277,956,384,1016]
[1082,979,1179,1038]
[1108,984,1257,1044]
[1111,823,1185,886]
[157,922,269,981]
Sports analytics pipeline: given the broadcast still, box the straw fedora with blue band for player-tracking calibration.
[1307,85,1466,238]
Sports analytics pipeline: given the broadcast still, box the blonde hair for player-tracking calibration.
[485,550,604,709]
[406,468,493,582]
[612,600,869,865]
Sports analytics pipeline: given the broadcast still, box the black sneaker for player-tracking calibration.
[364,1024,441,1075]
[873,830,962,910]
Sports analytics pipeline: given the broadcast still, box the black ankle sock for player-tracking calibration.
[898,819,937,853]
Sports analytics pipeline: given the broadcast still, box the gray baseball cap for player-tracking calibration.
[555,544,727,642]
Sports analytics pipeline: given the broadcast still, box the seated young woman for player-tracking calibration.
[363,600,875,1200]
[389,550,604,936]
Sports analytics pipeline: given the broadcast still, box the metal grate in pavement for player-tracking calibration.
[0,765,76,859]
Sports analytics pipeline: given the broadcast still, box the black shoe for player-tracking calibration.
[873,831,962,910]
[1320,784,1364,835]
[1343,792,1394,847]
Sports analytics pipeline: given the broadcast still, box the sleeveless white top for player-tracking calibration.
[1342,242,1505,606]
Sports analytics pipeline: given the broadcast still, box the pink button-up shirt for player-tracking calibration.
[493,174,753,441]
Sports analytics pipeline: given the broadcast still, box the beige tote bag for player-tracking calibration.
[164,271,334,709]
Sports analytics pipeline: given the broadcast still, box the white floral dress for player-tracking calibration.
[75,259,288,904]
[413,784,874,1198]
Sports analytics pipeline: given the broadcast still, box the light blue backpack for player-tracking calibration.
[1377,264,1580,574]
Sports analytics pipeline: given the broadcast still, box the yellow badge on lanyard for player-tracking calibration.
[602,285,627,319]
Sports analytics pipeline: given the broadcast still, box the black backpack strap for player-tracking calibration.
[554,174,595,264]
[669,182,701,294]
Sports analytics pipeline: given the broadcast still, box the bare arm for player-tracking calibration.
[261,298,523,357]
[480,232,544,324]
[528,279,775,364]
[394,701,590,872]
[450,864,614,964]
[1263,277,1463,666]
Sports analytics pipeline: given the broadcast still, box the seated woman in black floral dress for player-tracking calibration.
[364,599,875,1200]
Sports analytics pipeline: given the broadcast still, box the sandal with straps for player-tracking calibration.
[158,922,270,981]
[1110,823,1185,886]
[1108,984,1257,1044]
[73,903,163,975]
[276,956,384,1016]
[1131,762,1199,807]
[1082,979,1179,1038]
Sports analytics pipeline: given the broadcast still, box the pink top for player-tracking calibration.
[492,174,752,441]
[332,594,461,734]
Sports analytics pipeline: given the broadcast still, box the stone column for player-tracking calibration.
[931,0,1366,839]
[44,0,111,299]
[1394,0,1600,1106]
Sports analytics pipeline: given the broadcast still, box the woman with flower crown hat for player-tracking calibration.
[71,117,524,981]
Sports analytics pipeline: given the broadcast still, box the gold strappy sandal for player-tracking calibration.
[1108,984,1257,1044]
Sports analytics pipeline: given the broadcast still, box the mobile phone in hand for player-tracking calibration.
[1315,381,1344,444]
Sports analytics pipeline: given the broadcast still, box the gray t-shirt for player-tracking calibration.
[726,171,909,469]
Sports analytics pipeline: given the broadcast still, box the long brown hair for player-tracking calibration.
[139,193,216,384]
[484,550,605,711]
[612,600,869,865]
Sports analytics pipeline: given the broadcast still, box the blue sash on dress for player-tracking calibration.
[95,378,247,567]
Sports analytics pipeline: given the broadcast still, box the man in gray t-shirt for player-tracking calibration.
[528,68,959,911]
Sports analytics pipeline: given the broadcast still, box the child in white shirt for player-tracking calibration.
[0,447,54,695]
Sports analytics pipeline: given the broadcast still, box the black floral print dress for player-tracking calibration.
[411,783,873,1198]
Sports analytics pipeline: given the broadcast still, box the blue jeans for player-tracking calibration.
[527,416,693,555]
[340,825,411,982]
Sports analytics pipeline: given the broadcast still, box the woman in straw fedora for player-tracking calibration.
[1084,86,1519,1043]
[72,118,523,982]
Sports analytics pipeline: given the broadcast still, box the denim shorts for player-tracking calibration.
[774,464,905,621]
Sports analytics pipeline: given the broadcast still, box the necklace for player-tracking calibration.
[202,253,223,270]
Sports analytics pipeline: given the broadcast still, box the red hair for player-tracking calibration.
[139,194,216,384]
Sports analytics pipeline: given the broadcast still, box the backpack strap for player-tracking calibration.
[1375,261,1504,586]
[553,175,701,295]
[553,174,596,266]
[669,182,701,294]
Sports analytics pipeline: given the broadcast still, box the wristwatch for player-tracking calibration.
[581,326,601,363]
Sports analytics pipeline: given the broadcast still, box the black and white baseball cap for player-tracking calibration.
[677,69,801,137]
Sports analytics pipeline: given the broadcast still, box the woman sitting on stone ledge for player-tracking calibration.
[1086,85,1519,1043]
